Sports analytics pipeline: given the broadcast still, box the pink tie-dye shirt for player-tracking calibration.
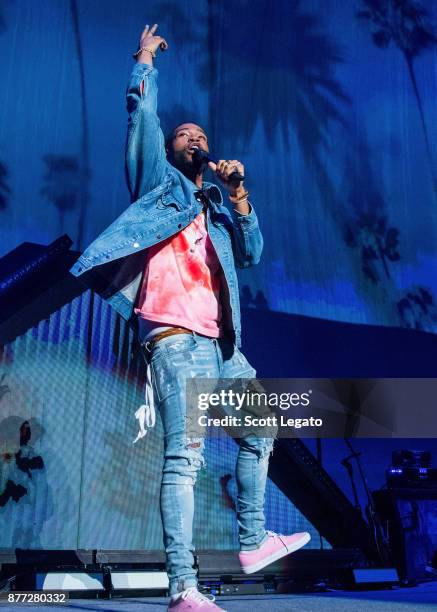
[134,211,224,337]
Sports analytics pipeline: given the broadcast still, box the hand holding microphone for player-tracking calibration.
[192,148,245,189]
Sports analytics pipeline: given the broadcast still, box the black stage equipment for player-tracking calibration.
[1,548,370,597]
[387,449,437,488]
[373,487,437,584]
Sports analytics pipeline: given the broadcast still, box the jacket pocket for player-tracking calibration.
[138,185,183,213]
[158,192,184,212]
[138,181,171,206]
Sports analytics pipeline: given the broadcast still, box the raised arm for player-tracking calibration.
[125,24,169,202]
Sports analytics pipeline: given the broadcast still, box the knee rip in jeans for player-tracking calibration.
[243,436,275,462]
[185,438,206,469]
[257,439,275,461]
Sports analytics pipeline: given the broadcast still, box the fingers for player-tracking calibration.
[208,160,217,172]
[213,160,245,191]
[140,23,168,51]
[141,23,157,39]
[216,160,227,176]
[159,37,169,50]
[216,160,244,181]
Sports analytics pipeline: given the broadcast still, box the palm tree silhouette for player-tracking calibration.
[397,285,437,331]
[0,161,11,210]
[198,0,350,212]
[70,0,90,249]
[357,0,437,193]
[152,1,349,210]
[40,154,79,233]
[342,138,401,285]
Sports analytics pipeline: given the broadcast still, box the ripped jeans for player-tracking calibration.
[144,332,275,596]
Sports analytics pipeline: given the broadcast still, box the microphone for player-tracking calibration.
[192,147,245,183]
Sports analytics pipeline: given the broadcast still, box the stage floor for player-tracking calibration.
[4,581,437,610]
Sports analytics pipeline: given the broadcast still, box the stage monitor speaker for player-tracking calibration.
[344,568,399,590]
[36,572,105,591]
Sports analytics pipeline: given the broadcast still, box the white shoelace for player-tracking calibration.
[180,587,216,606]
[266,530,292,550]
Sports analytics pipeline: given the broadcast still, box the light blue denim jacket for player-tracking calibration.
[69,63,263,347]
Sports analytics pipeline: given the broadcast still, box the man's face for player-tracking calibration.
[167,123,209,171]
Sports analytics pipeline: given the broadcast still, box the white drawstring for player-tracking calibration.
[132,361,156,444]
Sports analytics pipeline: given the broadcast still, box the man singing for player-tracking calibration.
[70,23,310,611]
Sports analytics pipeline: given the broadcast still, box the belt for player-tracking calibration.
[141,326,192,354]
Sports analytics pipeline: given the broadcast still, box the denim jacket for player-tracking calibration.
[69,63,263,348]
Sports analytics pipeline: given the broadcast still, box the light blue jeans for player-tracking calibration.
[143,332,275,596]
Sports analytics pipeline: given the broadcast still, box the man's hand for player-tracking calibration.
[209,159,250,215]
[208,159,245,194]
[135,23,168,65]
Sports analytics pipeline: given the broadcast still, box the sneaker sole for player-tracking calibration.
[240,532,311,574]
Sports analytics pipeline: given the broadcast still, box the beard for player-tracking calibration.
[170,150,203,177]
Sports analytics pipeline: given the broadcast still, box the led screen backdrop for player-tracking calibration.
[1,0,437,332]
[0,290,325,550]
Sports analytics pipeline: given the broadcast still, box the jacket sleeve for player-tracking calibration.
[229,204,264,268]
[125,64,168,202]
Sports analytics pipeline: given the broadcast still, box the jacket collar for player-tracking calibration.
[168,165,224,210]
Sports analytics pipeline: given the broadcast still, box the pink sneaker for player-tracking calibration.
[168,586,227,611]
[239,530,311,574]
